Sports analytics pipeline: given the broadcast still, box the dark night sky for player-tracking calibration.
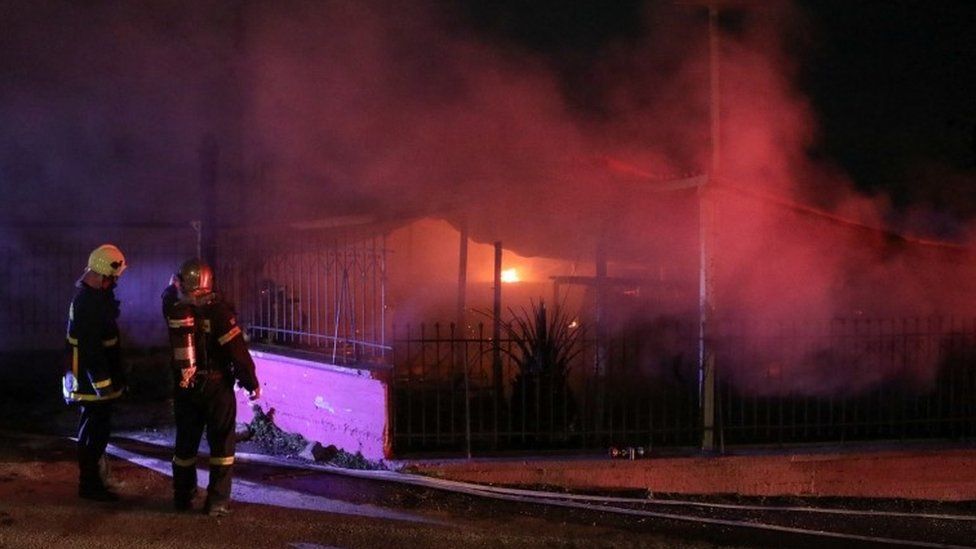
[457,0,976,221]
[799,1,976,211]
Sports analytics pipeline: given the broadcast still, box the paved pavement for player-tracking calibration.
[403,442,976,502]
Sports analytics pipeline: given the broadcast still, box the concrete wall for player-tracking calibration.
[235,350,390,460]
[407,448,976,501]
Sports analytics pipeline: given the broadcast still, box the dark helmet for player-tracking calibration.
[178,258,214,297]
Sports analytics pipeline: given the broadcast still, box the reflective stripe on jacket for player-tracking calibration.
[63,283,123,403]
[161,286,259,393]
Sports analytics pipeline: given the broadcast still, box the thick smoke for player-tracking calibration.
[2,2,974,394]
[237,1,976,395]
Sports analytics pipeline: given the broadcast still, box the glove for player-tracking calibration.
[62,372,77,402]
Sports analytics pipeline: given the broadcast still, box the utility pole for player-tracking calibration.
[677,0,732,452]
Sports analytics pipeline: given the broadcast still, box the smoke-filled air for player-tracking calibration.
[2,1,974,394]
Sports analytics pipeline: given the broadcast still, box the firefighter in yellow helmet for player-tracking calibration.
[63,244,127,501]
[162,258,260,516]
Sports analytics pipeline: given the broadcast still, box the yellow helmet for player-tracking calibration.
[87,244,127,277]
[178,258,214,297]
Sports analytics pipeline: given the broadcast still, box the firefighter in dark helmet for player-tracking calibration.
[162,258,260,516]
[64,243,127,501]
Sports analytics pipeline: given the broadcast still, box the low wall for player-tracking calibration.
[408,448,976,501]
[235,349,390,461]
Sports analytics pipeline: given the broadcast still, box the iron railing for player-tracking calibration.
[391,317,976,455]
[1,225,393,367]
[217,234,390,366]
[391,321,701,454]
[715,317,976,445]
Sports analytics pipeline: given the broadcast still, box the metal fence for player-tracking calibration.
[0,225,198,352]
[217,233,390,366]
[391,321,701,454]
[715,317,976,445]
[390,316,976,455]
[0,225,393,366]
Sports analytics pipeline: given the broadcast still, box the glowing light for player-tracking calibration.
[500,268,520,283]
[568,320,579,329]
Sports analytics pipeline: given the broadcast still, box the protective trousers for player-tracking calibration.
[77,402,113,492]
[171,375,237,506]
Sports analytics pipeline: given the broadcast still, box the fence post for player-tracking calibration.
[492,241,503,449]
[453,322,472,459]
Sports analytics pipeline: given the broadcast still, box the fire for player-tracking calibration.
[500,268,520,283]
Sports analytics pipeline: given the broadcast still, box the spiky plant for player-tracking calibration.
[500,300,583,444]
[502,300,584,378]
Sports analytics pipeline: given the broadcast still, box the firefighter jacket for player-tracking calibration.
[162,285,259,393]
[63,281,124,403]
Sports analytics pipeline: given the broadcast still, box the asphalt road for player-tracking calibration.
[0,430,729,549]
[0,386,714,548]
[4,429,975,549]
[1,388,972,549]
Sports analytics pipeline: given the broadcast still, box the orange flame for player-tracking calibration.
[500,268,520,283]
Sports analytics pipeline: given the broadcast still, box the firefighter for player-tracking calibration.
[162,258,260,516]
[64,243,127,501]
